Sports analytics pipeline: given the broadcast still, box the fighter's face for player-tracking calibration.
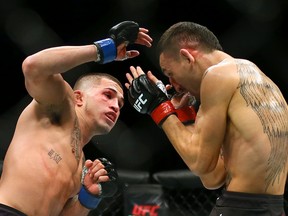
[85,78,124,134]
[159,52,199,98]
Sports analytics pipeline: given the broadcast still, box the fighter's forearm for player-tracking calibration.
[161,115,205,173]
[22,45,97,77]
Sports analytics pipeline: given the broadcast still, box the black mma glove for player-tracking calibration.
[78,158,118,209]
[94,21,139,64]
[97,157,118,197]
[128,74,176,126]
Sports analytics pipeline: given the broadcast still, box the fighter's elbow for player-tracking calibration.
[197,166,226,190]
[22,55,38,76]
[192,160,216,176]
[201,179,225,190]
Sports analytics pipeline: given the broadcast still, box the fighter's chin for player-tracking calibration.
[97,120,115,134]
[98,124,113,134]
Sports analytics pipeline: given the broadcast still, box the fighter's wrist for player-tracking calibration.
[78,185,102,209]
[93,38,116,64]
[150,101,176,126]
[176,106,196,125]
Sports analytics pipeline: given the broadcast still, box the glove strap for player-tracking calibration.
[94,38,116,64]
[151,101,176,126]
[176,106,196,125]
[78,185,102,209]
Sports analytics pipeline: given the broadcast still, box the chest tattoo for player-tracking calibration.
[236,60,288,190]
[48,149,62,164]
[71,118,81,162]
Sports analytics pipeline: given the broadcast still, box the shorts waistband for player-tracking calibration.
[223,190,284,200]
[0,203,27,216]
[217,190,284,208]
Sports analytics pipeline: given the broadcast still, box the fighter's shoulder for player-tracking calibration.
[201,58,240,99]
[205,58,238,74]
[203,58,240,83]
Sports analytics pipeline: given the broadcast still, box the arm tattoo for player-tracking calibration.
[236,60,288,191]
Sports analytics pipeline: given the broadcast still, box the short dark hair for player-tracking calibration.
[73,72,123,90]
[157,21,223,57]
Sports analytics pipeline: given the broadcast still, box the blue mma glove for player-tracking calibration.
[94,21,139,64]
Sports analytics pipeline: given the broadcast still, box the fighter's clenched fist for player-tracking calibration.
[79,158,118,209]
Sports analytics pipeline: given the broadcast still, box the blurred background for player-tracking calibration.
[0,0,287,173]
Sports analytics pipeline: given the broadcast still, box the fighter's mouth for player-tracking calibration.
[106,112,117,123]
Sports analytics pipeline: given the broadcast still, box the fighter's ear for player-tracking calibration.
[74,90,84,106]
[180,48,195,64]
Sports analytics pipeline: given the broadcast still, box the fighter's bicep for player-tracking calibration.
[26,74,70,106]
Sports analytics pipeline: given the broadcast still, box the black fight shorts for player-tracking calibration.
[0,204,27,216]
[209,190,286,216]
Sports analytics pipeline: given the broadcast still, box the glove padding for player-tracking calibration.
[97,157,118,197]
[128,74,176,126]
[108,21,139,46]
[94,21,139,64]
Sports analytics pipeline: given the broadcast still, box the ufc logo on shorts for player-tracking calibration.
[133,93,147,112]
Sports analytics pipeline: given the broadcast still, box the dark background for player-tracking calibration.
[0,0,287,173]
